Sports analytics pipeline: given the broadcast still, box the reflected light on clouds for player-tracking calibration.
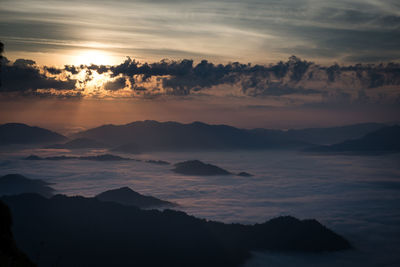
[72,49,118,66]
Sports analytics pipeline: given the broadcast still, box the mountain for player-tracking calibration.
[24,154,170,164]
[0,123,66,145]
[0,200,36,266]
[307,125,400,154]
[96,187,175,208]
[25,154,130,161]
[0,174,54,197]
[237,172,253,177]
[282,122,386,145]
[72,121,386,152]
[1,193,351,267]
[0,121,385,149]
[73,120,309,152]
[172,160,231,176]
[45,138,106,149]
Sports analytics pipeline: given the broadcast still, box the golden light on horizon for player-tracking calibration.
[72,49,116,66]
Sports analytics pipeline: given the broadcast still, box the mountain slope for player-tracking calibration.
[96,187,175,208]
[0,174,54,197]
[0,200,36,266]
[1,193,351,267]
[172,160,231,176]
[308,125,400,154]
[0,123,66,145]
[73,120,308,152]
[282,122,385,145]
[72,120,385,152]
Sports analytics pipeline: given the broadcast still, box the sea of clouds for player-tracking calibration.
[0,148,399,266]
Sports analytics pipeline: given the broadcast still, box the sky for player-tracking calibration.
[0,0,400,132]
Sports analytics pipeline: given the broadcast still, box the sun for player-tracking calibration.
[73,50,116,66]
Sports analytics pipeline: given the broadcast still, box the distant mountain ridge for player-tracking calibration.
[24,154,170,165]
[276,122,385,145]
[0,174,54,197]
[308,125,400,154]
[0,123,66,145]
[1,121,387,151]
[72,120,385,152]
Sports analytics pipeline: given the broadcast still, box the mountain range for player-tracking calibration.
[72,121,387,152]
[1,121,394,153]
[1,193,351,266]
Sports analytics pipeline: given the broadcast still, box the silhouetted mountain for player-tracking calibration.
[307,125,400,154]
[25,154,130,161]
[73,120,309,152]
[45,138,106,149]
[24,154,170,164]
[173,160,231,176]
[96,187,175,208]
[145,159,170,165]
[0,123,66,145]
[0,200,36,266]
[237,172,253,177]
[1,193,351,267]
[281,122,385,145]
[81,154,132,161]
[0,174,54,197]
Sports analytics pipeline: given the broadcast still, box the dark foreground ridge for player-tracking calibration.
[0,174,54,198]
[2,193,351,267]
[172,160,232,175]
[96,187,176,208]
[0,200,36,266]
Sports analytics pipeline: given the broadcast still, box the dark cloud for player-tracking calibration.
[13,58,36,66]
[107,56,400,98]
[64,65,79,75]
[104,77,126,91]
[108,56,317,96]
[87,64,109,74]
[44,66,62,75]
[0,58,76,92]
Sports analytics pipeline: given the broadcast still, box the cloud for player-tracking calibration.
[64,65,79,75]
[0,56,399,107]
[2,0,400,63]
[0,58,76,92]
[104,76,126,91]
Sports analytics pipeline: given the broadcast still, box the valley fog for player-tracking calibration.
[1,149,399,266]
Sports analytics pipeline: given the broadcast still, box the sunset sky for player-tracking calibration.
[1,0,400,133]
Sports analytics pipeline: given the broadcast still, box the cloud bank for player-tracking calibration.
[1,0,400,64]
[1,56,399,108]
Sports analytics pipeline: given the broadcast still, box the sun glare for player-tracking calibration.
[73,50,115,66]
